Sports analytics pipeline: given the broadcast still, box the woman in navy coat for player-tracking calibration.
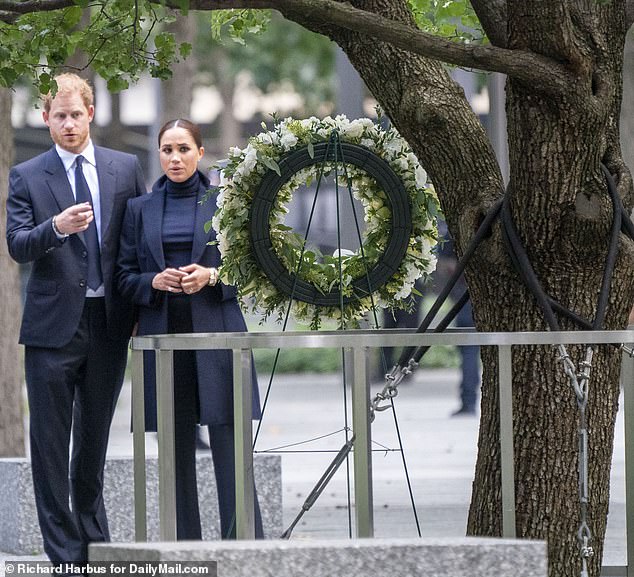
[116,119,263,540]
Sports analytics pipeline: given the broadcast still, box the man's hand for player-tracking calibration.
[54,202,94,235]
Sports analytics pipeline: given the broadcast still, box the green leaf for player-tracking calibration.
[107,75,129,92]
[259,155,281,176]
[62,6,83,29]
[179,42,193,58]
[176,0,190,15]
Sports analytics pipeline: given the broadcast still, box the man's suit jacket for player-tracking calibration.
[6,145,146,348]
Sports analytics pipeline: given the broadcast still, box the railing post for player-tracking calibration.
[498,344,516,538]
[234,348,256,539]
[156,349,177,541]
[131,349,147,541]
[351,345,373,537]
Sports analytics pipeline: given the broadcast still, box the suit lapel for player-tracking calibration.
[44,148,87,248]
[191,186,217,265]
[95,147,116,240]
[142,191,166,269]
[44,148,75,212]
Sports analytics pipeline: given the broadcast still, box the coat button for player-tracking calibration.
[79,280,86,288]
[82,250,88,258]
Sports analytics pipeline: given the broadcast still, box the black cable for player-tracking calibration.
[500,195,560,330]
[395,199,503,368]
[397,163,626,372]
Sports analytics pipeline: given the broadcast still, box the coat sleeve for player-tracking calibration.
[6,168,66,264]
[115,199,162,308]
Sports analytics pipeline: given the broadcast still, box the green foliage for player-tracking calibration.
[253,343,459,374]
[253,347,343,374]
[408,0,485,43]
[0,0,192,92]
[0,1,483,100]
[210,9,272,45]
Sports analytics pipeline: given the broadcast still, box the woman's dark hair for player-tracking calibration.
[158,118,203,149]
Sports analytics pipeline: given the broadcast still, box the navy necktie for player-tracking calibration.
[74,155,103,290]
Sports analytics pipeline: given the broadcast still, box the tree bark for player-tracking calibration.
[0,88,25,457]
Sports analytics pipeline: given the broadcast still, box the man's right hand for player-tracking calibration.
[54,202,94,235]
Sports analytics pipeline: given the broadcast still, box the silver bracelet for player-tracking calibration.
[51,216,69,239]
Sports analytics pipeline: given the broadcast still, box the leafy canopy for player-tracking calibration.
[0,0,192,93]
[0,1,487,94]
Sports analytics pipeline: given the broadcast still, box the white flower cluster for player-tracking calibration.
[211,114,439,329]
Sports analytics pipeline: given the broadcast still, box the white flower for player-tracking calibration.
[216,232,228,256]
[211,212,222,233]
[415,164,427,187]
[242,144,258,173]
[259,133,273,145]
[280,131,298,150]
[333,248,355,258]
[384,138,403,157]
[342,120,364,139]
[219,171,230,187]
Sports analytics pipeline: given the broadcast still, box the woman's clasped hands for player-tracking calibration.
[152,263,214,294]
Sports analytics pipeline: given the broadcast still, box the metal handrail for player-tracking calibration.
[130,328,634,576]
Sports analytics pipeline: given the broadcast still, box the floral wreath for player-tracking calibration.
[211,114,439,329]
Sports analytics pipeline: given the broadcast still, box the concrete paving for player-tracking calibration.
[0,366,629,571]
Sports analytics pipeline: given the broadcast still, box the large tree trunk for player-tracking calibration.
[469,4,634,576]
[0,88,25,457]
[284,2,634,576]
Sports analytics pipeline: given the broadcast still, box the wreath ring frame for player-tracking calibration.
[249,141,413,307]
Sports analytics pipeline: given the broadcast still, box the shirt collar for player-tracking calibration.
[56,140,96,172]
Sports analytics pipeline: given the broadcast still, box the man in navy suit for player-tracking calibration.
[6,73,145,565]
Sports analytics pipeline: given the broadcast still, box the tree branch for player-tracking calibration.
[186,0,574,96]
[470,0,507,48]
[287,0,573,95]
[0,0,577,97]
[0,0,71,13]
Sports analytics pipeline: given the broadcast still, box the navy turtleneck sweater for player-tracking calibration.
[162,171,200,270]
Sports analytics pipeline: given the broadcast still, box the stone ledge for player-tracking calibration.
[90,537,547,577]
[0,454,282,555]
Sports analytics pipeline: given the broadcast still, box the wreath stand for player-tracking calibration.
[245,129,425,539]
